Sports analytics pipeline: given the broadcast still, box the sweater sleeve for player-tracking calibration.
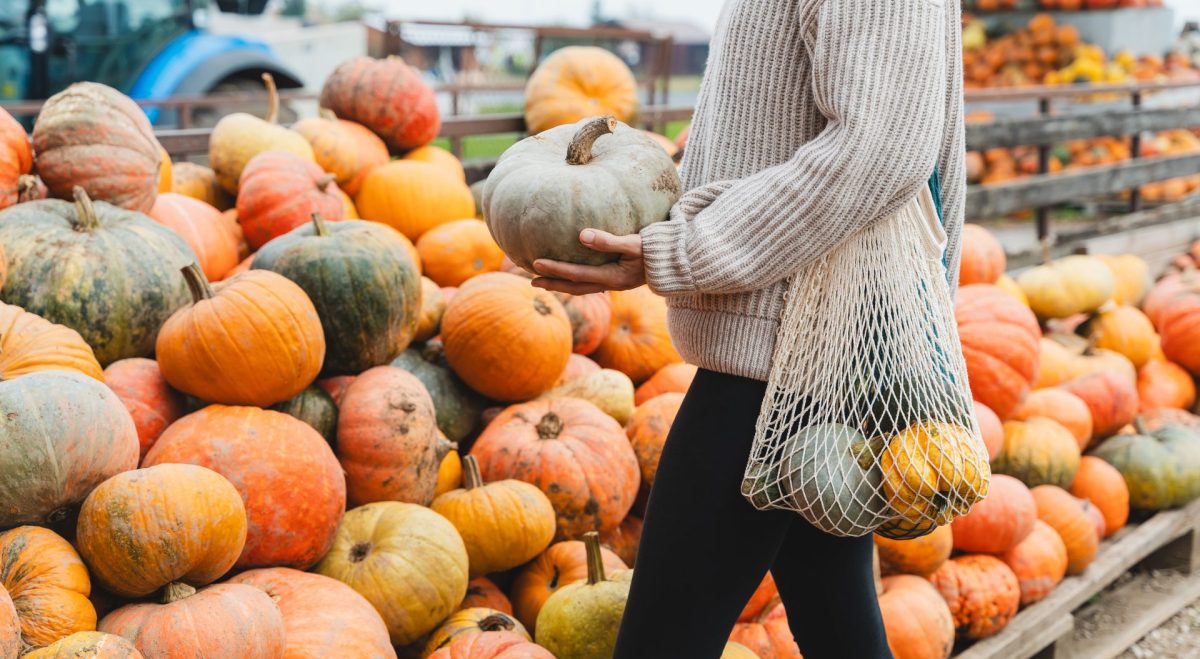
[642,0,950,296]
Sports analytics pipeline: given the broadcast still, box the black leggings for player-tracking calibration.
[613,369,892,659]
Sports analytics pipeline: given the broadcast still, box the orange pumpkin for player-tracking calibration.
[1035,335,1138,390]
[1069,455,1129,537]
[416,219,504,287]
[1144,270,1198,329]
[958,224,1006,286]
[0,526,95,650]
[0,302,103,381]
[156,265,326,407]
[143,406,346,570]
[928,555,1020,640]
[557,292,613,356]
[1011,388,1094,450]
[354,161,474,241]
[523,46,638,135]
[219,208,249,259]
[461,578,513,615]
[236,150,344,250]
[598,515,643,567]
[1159,292,1200,376]
[424,608,530,657]
[293,113,390,197]
[427,631,554,659]
[170,161,233,211]
[1060,370,1139,442]
[878,575,956,659]
[625,392,683,489]
[102,358,185,459]
[999,520,1068,606]
[402,145,466,183]
[951,474,1037,554]
[557,353,602,385]
[0,106,33,210]
[510,540,628,632]
[336,365,440,506]
[317,374,356,407]
[1079,306,1158,368]
[593,287,682,384]
[0,585,17,659]
[148,193,239,281]
[728,599,802,659]
[442,273,572,401]
[736,574,779,624]
[875,524,953,577]
[634,362,698,405]
[956,284,1042,418]
[1137,360,1196,411]
[1031,485,1099,575]
[975,401,1005,461]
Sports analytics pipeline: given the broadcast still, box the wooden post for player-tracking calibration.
[1129,90,1143,213]
[1035,96,1052,243]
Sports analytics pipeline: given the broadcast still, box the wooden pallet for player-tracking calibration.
[954,497,1200,659]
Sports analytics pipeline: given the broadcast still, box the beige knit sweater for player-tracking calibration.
[641,0,965,381]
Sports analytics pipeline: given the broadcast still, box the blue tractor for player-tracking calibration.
[0,0,303,125]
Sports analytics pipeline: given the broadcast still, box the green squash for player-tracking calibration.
[781,423,888,536]
[1092,421,1200,510]
[270,385,338,447]
[251,215,422,375]
[535,532,632,659]
[391,340,488,443]
[0,187,195,365]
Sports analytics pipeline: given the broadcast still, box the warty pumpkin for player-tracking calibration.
[1011,388,1094,450]
[252,215,421,375]
[1079,305,1158,368]
[557,292,613,356]
[483,117,679,272]
[209,73,314,193]
[426,631,553,659]
[101,358,184,459]
[0,370,138,528]
[598,515,643,567]
[928,555,1020,640]
[1016,255,1115,320]
[229,567,396,659]
[75,464,248,598]
[992,417,1081,489]
[0,302,102,381]
[0,107,31,211]
[170,161,234,211]
[999,519,1068,606]
[1069,455,1129,537]
[315,501,469,646]
[523,47,638,135]
[336,366,441,506]
[1092,419,1200,510]
[293,112,390,196]
[417,219,505,287]
[98,583,285,659]
[354,161,475,241]
[431,456,557,578]
[403,144,466,182]
[1031,485,1100,575]
[149,192,239,281]
[511,538,628,631]
[728,599,801,659]
[391,340,488,444]
[320,56,440,152]
[958,224,1006,286]
[535,368,635,424]
[472,397,640,540]
[32,82,161,212]
[879,421,991,531]
[1138,360,1197,412]
[0,526,95,650]
[414,278,446,342]
[0,188,195,365]
[269,384,339,446]
[955,283,1042,418]
[1060,370,1139,441]
[875,524,953,577]
[143,405,346,570]
[22,632,143,659]
[155,265,325,407]
[442,272,572,401]
[593,286,683,384]
[1097,253,1153,307]
[878,575,955,659]
[236,150,345,250]
[424,608,530,657]
[951,474,1037,554]
[634,362,698,405]
[461,578,513,615]
[534,532,632,659]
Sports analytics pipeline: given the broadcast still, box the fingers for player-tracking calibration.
[580,229,641,256]
[531,259,618,285]
[530,277,610,295]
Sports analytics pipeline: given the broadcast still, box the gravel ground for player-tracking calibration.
[1117,598,1200,659]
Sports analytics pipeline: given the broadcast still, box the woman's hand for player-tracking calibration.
[531,229,646,295]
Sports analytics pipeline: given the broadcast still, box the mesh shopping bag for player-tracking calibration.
[741,186,991,539]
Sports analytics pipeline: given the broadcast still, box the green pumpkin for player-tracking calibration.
[1092,422,1200,510]
[251,215,421,376]
[781,423,888,536]
[270,385,338,446]
[535,533,632,659]
[391,340,488,443]
[0,187,195,365]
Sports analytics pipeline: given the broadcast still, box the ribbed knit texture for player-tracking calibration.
[641,0,966,381]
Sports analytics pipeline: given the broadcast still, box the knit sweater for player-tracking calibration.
[640,0,965,381]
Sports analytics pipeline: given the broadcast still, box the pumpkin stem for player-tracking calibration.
[181,264,215,302]
[349,542,371,563]
[16,175,38,202]
[262,73,280,124]
[316,174,336,192]
[583,531,606,585]
[312,212,331,237]
[462,455,484,490]
[162,582,197,604]
[318,107,337,121]
[565,116,618,166]
[420,340,445,364]
[536,412,564,439]
[479,614,516,633]
[71,186,100,231]
[532,298,553,316]
[1133,416,1148,435]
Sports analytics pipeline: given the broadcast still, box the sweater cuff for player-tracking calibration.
[640,219,698,295]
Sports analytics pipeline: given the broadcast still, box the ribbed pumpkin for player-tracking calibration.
[1011,388,1094,450]
[955,284,1042,418]
[1092,420,1200,510]
[995,274,1030,306]
[951,475,1037,554]
[0,527,95,650]
[391,341,488,443]
[1138,360,1197,411]
[999,519,1068,606]
[556,292,613,356]
[315,502,469,646]
[149,192,239,281]
[354,161,475,241]
[229,567,396,659]
[523,47,638,135]
[402,145,466,182]
[170,162,234,211]
[209,73,314,193]
[1035,335,1138,390]
[1016,255,1115,320]
[252,215,421,375]
[593,287,682,384]
[427,631,554,659]
[1159,291,1200,376]
[156,266,325,407]
[22,632,143,659]
[975,401,1004,461]
[461,578,513,615]
[293,113,390,196]
[1079,306,1158,369]
[992,418,1081,489]
[1060,370,1139,441]
[269,385,339,446]
[0,585,17,659]
[0,188,195,365]
[511,539,628,631]
[414,278,445,342]
[336,366,441,506]
[32,82,161,212]
[424,608,530,657]
[0,107,32,211]
[236,151,345,250]
[143,406,345,570]
[625,392,683,489]
[1097,253,1152,307]
[729,600,801,659]
[75,464,248,598]
[472,397,640,540]
[558,353,602,385]
[1031,485,1099,575]
[442,272,572,401]
[1144,270,1200,328]
[0,371,138,528]
[875,524,953,577]
[534,533,632,659]
[98,583,285,659]
[417,219,504,287]
[535,368,635,425]
[928,555,1020,640]
[634,362,698,405]
[598,515,643,567]
[102,358,184,459]
[878,575,955,659]
[958,224,1006,286]
[1069,455,1129,537]
[320,56,440,152]
[431,456,557,578]
[0,302,103,381]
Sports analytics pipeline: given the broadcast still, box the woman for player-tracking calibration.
[531,0,965,656]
